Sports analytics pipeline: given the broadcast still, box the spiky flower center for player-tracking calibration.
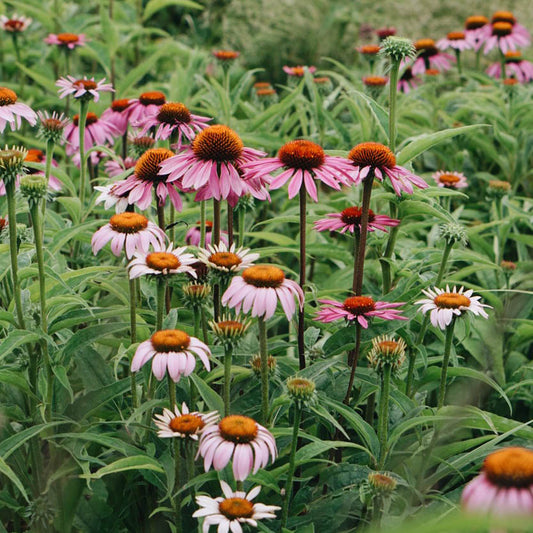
[437,173,461,186]
[401,68,415,81]
[368,472,397,493]
[151,330,191,352]
[4,19,25,31]
[287,377,316,399]
[197,220,214,230]
[73,112,98,126]
[340,206,376,225]
[219,415,258,444]
[288,66,305,76]
[313,77,331,85]
[111,99,132,112]
[489,180,511,191]
[343,296,376,315]
[139,91,166,106]
[363,76,388,87]
[74,79,97,91]
[415,38,438,57]
[465,16,489,30]
[349,142,396,169]
[242,265,285,288]
[25,149,45,164]
[209,252,242,269]
[109,212,148,233]
[484,447,533,488]
[492,22,513,37]
[278,140,325,170]
[215,320,247,335]
[57,33,80,44]
[0,87,17,106]
[169,413,205,434]
[433,293,470,309]
[505,50,522,62]
[213,50,240,61]
[157,103,192,125]
[257,88,276,96]
[145,252,180,271]
[492,11,516,25]
[447,31,465,40]
[132,136,155,148]
[192,125,243,162]
[42,117,64,131]
[0,148,26,164]
[254,82,271,89]
[135,148,174,181]
[359,44,381,55]
[378,340,400,353]
[219,498,254,519]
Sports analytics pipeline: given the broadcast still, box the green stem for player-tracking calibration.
[227,202,234,247]
[199,200,206,248]
[238,207,245,247]
[388,60,400,153]
[156,277,166,331]
[298,189,307,370]
[223,345,233,416]
[405,349,417,398]
[258,317,269,425]
[78,100,89,207]
[42,140,55,221]
[167,373,176,409]
[129,277,138,409]
[437,319,456,409]
[280,403,302,529]
[157,201,165,231]
[213,199,221,320]
[378,364,392,469]
[343,323,362,405]
[351,230,361,294]
[173,439,183,533]
[354,176,374,295]
[381,201,399,294]
[455,49,462,75]
[500,52,506,80]
[200,307,209,344]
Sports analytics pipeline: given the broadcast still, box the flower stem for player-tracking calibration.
[213,199,221,320]
[258,317,269,425]
[156,277,166,331]
[223,345,233,416]
[388,60,400,153]
[343,323,362,405]
[167,373,176,409]
[237,207,245,247]
[173,439,183,533]
[280,403,302,529]
[351,231,361,294]
[78,99,89,207]
[227,202,234,247]
[156,201,165,231]
[380,201,399,294]
[437,318,456,409]
[354,175,374,296]
[455,49,462,75]
[298,189,307,370]
[199,200,206,248]
[42,139,55,220]
[128,277,138,409]
[378,364,392,469]
[500,51,506,80]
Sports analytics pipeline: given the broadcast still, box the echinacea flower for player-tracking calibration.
[114,147,184,210]
[416,285,491,330]
[197,242,259,274]
[104,156,136,178]
[127,91,166,126]
[24,149,62,192]
[101,99,134,136]
[193,481,280,533]
[486,11,531,49]
[36,111,69,145]
[0,87,37,132]
[153,402,218,439]
[210,315,251,346]
[185,220,229,247]
[222,265,304,321]
[363,76,388,88]
[128,242,197,279]
[465,16,490,51]
[411,39,455,75]
[94,182,130,213]
[348,142,428,195]
[486,51,533,83]
[91,212,166,258]
[397,67,421,93]
[44,32,86,49]
[1,14,32,33]
[437,31,472,52]
[357,44,381,56]
[483,22,530,55]
[462,447,533,518]
[316,296,407,328]
[137,101,211,145]
[56,76,114,102]
[129,134,155,158]
[283,65,317,77]
[242,139,358,202]
[433,170,468,189]
[158,125,266,205]
[212,50,240,61]
[198,415,277,481]
[377,27,396,40]
[131,329,211,382]
[314,206,400,234]
[367,334,407,372]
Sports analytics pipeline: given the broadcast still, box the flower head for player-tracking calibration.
[250,354,276,377]
[358,44,381,56]
[193,481,280,532]
[488,179,511,198]
[437,31,472,51]
[314,206,399,234]
[198,415,277,481]
[0,87,37,132]
[153,403,218,439]
[45,32,86,49]
[198,242,259,276]
[36,111,69,145]
[368,472,397,495]
[128,242,197,279]
[348,142,428,195]
[100,99,134,136]
[1,14,32,33]
[24,149,62,192]
[316,296,407,329]
[283,65,317,77]
[185,220,229,247]
[94,182,131,213]
[367,335,406,372]
[397,67,421,93]
[127,91,166,125]
[129,134,156,158]
[379,36,416,62]
[0,146,27,185]
[210,316,251,347]
[410,39,455,75]
[56,76,114,102]
[483,19,530,55]
[376,27,396,40]
[213,50,240,61]
[416,285,491,330]
[439,222,469,246]
[433,170,468,189]
[131,329,211,382]
[222,265,304,321]
[183,283,212,306]
[486,51,533,83]
[287,377,316,405]
[20,174,48,206]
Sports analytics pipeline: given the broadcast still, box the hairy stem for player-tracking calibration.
[437,318,456,409]
[298,189,307,369]
[223,345,233,416]
[378,364,392,469]
[258,317,269,425]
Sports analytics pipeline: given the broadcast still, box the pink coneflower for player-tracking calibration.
[363,76,388,88]
[91,212,166,258]
[411,39,455,75]
[1,14,32,33]
[198,414,277,481]
[128,242,197,279]
[483,22,530,55]
[433,170,468,189]
[186,220,229,247]
[486,51,533,83]
[242,139,358,202]
[0,87,37,132]
[397,67,421,93]
[357,44,381,56]
[193,481,280,531]
[101,99,134,136]
[416,285,491,330]
[488,11,531,47]
[462,447,533,518]
[437,31,472,52]
[283,65,317,77]
[94,182,130,213]
[222,265,304,321]
[104,156,136,178]
[197,242,259,274]
[212,50,240,61]
[131,329,210,382]
[137,101,211,145]
[127,91,166,126]
[56,76,114,102]
[36,111,69,145]
[348,142,428,195]
[153,403,218,440]
[24,149,62,192]
[44,32,86,49]
[64,112,121,157]
[157,125,266,205]
[113,148,183,211]
[316,296,407,328]
[314,206,400,234]
[376,27,396,40]
[465,16,490,51]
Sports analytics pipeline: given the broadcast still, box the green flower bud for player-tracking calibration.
[250,354,276,377]
[210,315,251,348]
[286,377,316,405]
[439,222,469,246]
[367,335,406,373]
[487,179,511,198]
[379,37,416,63]
[367,472,397,495]
[0,146,27,185]
[20,174,48,205]
[182,283,211,306]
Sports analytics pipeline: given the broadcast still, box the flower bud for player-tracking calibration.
[182,283,211,306]
[250,354,276,377]
[368,472,397,495]
[0,146,27,185]
[379,36,416,62]
[439,222,468,246]
[210,316,251,348]
[20,174,48,205]
[487,179,511,198]
[367,335,406,373]
[287,377,316,405]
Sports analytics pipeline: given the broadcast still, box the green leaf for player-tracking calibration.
[0,422,66,459]
[117,47,170,95]
[0,457,28,502]
[0,330,42,363]
[79,456,165,480]
[143,0,203,21]
[190,374,224,414]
